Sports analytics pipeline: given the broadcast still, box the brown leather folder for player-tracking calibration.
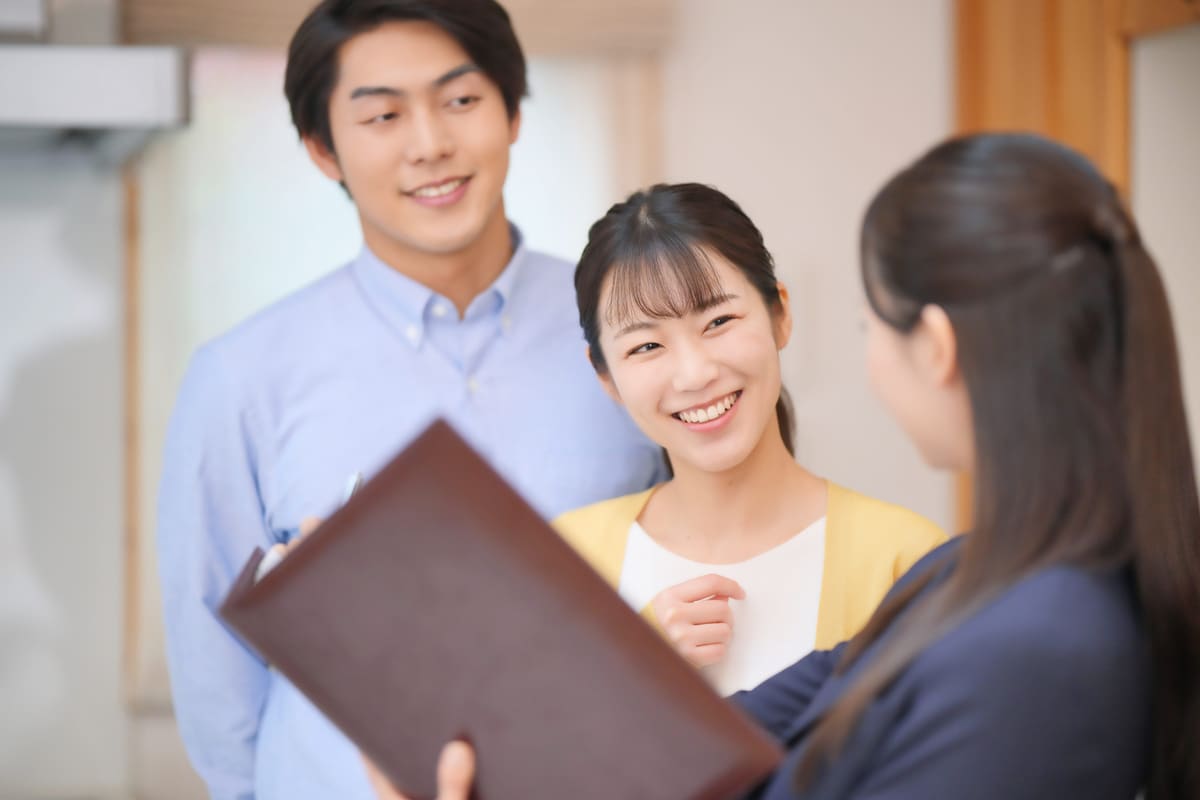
[220,419,783,800]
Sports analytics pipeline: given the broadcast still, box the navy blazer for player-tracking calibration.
[731,539,1151,799]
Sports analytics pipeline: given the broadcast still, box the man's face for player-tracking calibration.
[308,21,520,259]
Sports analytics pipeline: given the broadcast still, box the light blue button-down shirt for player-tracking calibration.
[158,231,664,800]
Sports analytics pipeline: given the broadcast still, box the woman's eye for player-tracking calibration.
[628,342,660,356]
[707,315,735,330]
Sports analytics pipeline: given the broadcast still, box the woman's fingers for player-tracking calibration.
[665,597,735,628]
[652,574,744,667]
[690,642,729,667]
[667,573,746,604]
[674,621,733,649]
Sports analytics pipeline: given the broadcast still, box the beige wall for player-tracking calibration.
[1132,23,1200,474]
[662,0,955,528]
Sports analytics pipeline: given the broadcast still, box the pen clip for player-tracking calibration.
[343,471,364,504]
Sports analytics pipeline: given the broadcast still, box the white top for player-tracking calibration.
[618,517,827,695]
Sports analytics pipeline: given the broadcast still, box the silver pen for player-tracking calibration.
[255,471,364,581]
[342,471,364,503]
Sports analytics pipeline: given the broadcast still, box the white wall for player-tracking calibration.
[1132,23,1200,477]
[0,151,128,798]
[662,0,955,528]
[509,57,624,260]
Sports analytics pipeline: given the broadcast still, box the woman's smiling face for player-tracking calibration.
[596,250,791,475]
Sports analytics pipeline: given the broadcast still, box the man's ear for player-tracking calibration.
[773,282,794,350]
[508,108,522,146]
[304,135,345,184]
[916,304,960,387]
[586,346,623,406]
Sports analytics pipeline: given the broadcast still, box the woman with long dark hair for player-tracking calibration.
[377,132,1200,799]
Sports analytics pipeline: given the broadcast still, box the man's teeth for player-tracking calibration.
[412,178,466,198]
[677,392,738,424]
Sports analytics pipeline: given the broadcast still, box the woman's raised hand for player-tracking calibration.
[651,573,745,668]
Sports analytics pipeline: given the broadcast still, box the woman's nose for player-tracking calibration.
[670,342,720,394]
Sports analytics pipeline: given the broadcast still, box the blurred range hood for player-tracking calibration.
[0,0,189,165]
[0,0,46,38]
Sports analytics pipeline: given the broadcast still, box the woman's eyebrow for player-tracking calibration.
[615,319,656,338]
[695,292,739,312]
[612,293,740,337]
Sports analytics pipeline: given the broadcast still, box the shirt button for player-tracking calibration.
[501,315,513,332]
[432,303,449,319]
[405,325,420,344]
[467,377,481,395]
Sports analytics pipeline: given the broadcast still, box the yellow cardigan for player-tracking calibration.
[553,482,946,650]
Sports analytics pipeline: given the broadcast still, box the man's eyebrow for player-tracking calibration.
[349,63,482,100]
[434,63,481,87]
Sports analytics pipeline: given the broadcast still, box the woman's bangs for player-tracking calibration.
[603,236,726,329]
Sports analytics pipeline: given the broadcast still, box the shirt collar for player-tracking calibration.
[351,225,528,348]
[490,224,524,310]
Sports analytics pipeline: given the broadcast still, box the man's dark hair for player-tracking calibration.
[285,0,528,154]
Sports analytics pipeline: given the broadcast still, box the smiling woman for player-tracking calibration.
[554,183,945,695]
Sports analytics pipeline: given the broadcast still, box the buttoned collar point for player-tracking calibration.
[351,225,529,348]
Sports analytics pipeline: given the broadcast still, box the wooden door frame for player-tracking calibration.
[953,0,1200,531]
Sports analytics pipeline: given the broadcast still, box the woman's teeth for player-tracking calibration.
[675,392,739,424]
[412,178,466,198]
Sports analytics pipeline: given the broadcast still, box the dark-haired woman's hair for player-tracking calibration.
[798,133,1200,798]
[575,183,796,457]
[284,0,527,154]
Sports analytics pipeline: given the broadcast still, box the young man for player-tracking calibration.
[157,2,663,798]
